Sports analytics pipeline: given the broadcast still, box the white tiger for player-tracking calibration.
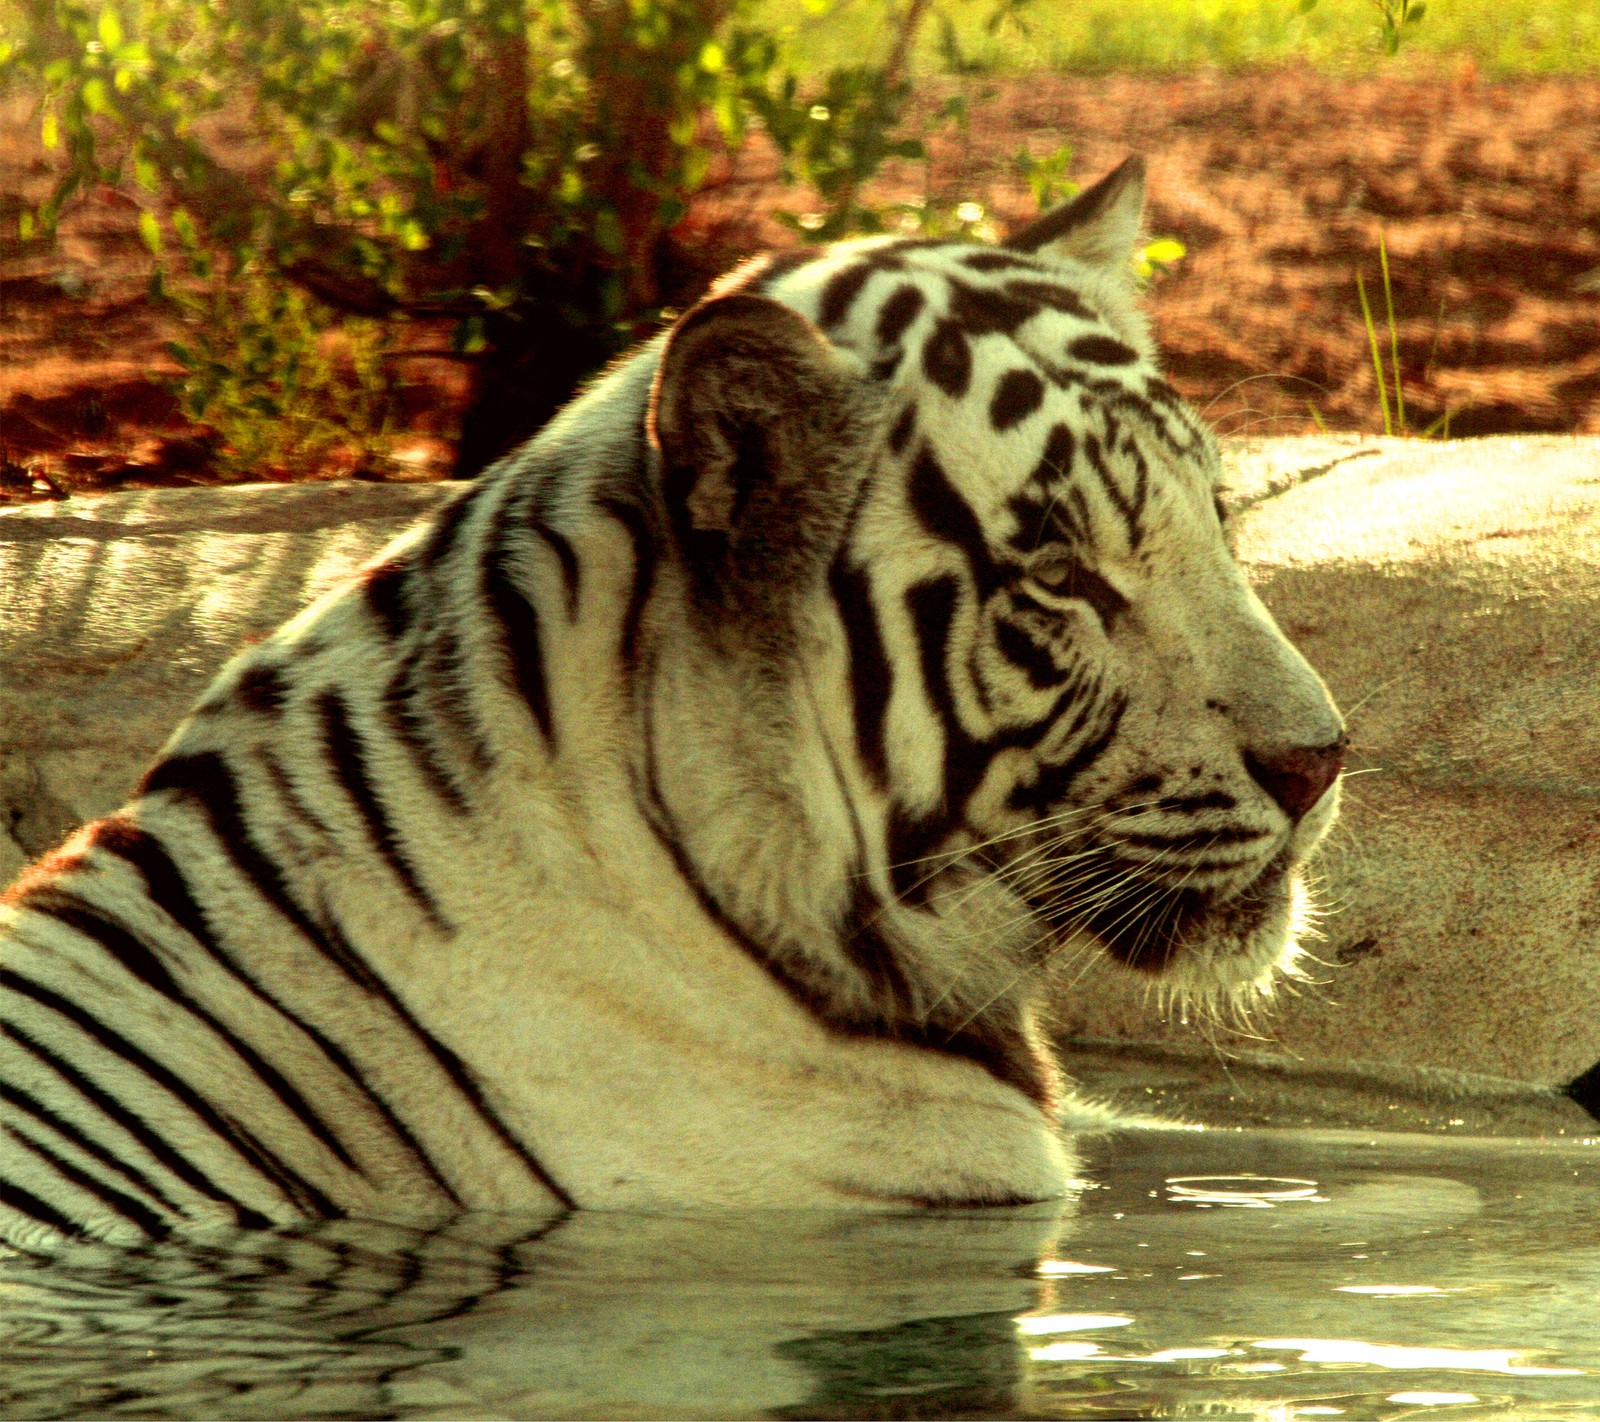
[0,157,1344,1244]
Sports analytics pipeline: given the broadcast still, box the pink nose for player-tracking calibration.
[1245,736,1347,822]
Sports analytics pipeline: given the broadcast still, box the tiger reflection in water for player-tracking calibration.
[1,1204,1072,1418]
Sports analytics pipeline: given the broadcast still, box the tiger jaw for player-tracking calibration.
[1010,780,1338,991]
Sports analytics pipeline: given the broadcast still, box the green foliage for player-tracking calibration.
[165,268,397,480]
[2,0,1016,467]
[1298,0,1424,56]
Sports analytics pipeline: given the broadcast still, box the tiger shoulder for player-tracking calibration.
[0,157,1345,1245]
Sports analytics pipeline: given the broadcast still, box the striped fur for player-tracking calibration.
[0,159,1343,1244]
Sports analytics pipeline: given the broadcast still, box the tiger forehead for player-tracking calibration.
[793,240,1129,368]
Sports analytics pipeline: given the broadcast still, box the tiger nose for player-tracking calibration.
[1245,734,1348,823]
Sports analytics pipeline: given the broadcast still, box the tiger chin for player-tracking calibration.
[0,155,1343,1244]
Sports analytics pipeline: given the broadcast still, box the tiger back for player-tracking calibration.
[0,157,1345,1245]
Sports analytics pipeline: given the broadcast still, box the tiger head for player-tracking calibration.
[643,157,1343,1037]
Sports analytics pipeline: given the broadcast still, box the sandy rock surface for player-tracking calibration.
[3,440,1598,1090]
[0,480,457,880]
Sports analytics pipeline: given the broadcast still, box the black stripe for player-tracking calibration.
[909,449,1000,593]
[315,694,452,932]
[234,663,291,717]
[91,819,465,1210]
[990,368,1045,432]
[0,1077,188,1221]
[1033,422,1076,484]
[1120,827,1267,850]
[1068,333,1138,366]
[887,405,916,456]
[258,751,337,838]
[1007,696,1127,813]
[429,624,499,774]
[480,543,555,743]
[905,573,975,808]
[3,1121,171,1239]
[836,885,914,1016]
[875,284,926,347]
[961,251,1039,273]
[994,616,1065,689]
[362,559,412,639]
[597,494,657,675]
[1084,431,1146,550]
[382,653,473,814]
[818,261,875,330]
[921,318,972,399]
[947,278,1040,337]
[887,806,949,906]
[1,1019,272,1227]
[827,559,894,793]
[1004,279,1097,322]
[416,482,484,570]
[17,887,363,1176]
[141,753,392,997]
[531,518,581,619]
[0,1178,79,1237]
[1,968,339,1220]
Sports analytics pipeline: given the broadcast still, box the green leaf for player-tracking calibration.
[81,77,113,115]
[1406,2,1426,21]
[1297,0,1318,12]
[1142,237,1186,264]
[41,111,58,150]
[138,209,163,253]
[165,340,196,369]
[97,7,124,51]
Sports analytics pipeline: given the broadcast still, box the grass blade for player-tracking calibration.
[1356,269,1392,437]
[1379,232,1406,435]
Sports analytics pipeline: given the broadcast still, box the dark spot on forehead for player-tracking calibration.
[989,368,1045,432]
[947,279,1039,337]
[1004,280,1098,322]
[1033,423,1077,484]
[922,319,972,399]
[1068,334,1139,366]
[818,262,876,329]
[1145,375,1182,406]
[876,284,926,347]
[961,251,1040,273]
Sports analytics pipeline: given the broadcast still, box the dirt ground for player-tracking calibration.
[3,64,1599,501]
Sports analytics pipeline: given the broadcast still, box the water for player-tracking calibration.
[4,1102,1598,1418]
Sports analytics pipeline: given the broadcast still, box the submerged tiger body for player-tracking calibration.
[0,158,1344,1244]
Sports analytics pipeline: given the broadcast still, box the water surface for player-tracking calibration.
[4,1115,1597,1420]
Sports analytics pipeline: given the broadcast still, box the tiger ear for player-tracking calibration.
[650,292,866,610]
[1003,155,1146,276]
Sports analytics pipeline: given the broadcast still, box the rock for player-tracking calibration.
[0,480,458,881]
[1056,434,1600,1093]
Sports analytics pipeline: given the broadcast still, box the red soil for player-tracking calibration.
[4,65,1599,502]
